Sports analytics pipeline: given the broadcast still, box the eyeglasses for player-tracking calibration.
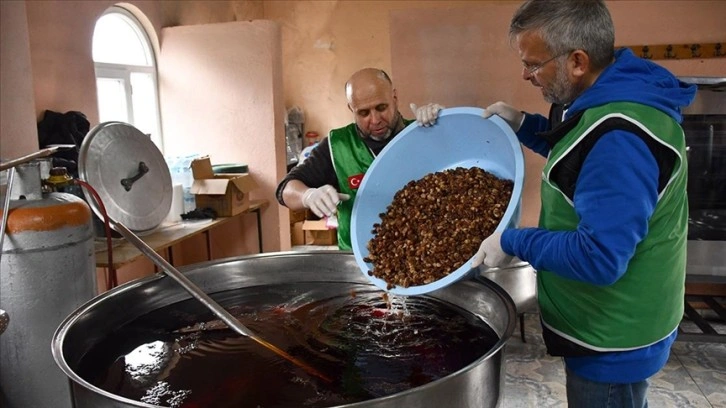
[522,50,572,75]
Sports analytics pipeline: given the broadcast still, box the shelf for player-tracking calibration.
[622,42,725,60]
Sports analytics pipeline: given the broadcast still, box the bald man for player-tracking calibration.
[276,68,439,250]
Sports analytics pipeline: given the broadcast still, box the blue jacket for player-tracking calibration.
[502,48,696,383]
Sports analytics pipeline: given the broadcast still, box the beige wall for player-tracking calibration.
[267,0,725,146]
[0,1,38,160]
[159,20,286,255]
[2,0,724,287]
[158,0,263,27]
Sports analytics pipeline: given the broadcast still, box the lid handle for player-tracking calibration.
[120,161,149,192]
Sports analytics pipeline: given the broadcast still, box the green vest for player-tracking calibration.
[538,102,687,350]
[328,121,414,250]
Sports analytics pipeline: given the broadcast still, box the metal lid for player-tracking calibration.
[78,122,172,233]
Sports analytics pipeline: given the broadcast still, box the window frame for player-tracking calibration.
[93,6,163,150]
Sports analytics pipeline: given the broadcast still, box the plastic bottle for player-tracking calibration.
[305,131,319,146]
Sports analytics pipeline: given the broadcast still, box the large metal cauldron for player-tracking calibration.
[52,251,515,408]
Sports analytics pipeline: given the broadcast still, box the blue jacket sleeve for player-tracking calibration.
[516,113,551,158]
[501,130,659,285]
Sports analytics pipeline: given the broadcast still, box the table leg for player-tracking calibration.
[205,230,212,261]
[255,208,263,252]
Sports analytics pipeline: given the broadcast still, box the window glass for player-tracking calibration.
[96,77,129,123]
[130,72,157,136]
[93,13,151,66]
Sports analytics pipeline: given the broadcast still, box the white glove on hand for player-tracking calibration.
[410,103,445,127]
[301,185,350,218]
[482,102,525,132]
[471,231,513,269]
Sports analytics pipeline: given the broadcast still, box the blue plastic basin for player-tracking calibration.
[351,107,524,296]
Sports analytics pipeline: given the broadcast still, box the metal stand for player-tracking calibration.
[677,274,726,343]
[678,293,726,343]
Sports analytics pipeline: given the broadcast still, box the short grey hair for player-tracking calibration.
[509,0,615,70]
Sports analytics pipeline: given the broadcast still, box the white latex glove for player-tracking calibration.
[410,103,445,127]
[471,231,513,269]
[482,102,525,132]
[301,185,350,218]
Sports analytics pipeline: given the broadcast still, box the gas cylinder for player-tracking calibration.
[0,192,96,408]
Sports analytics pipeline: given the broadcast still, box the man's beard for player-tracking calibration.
[543,63,580,105]
[369,128,393,141]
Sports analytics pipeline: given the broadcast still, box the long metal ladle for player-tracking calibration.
[0,145,77,172]
[109,220,332,383]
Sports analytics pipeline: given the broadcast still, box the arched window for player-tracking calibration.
[92,6,163,150]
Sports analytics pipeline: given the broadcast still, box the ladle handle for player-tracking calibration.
[0,144,76,172]
[0,168,15,266]
[111,221,256,338]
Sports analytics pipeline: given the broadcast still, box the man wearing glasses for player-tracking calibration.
[423,1,696,407]
[479,1,696,406]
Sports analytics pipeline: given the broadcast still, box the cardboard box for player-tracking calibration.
[291,221,306,246]
[190,156,258,216]
[302,219,338,246]
[289,209,308,225]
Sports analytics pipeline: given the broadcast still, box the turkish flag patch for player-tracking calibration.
[348,174,364,190]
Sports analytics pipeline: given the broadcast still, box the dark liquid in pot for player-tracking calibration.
[77,282,499,407]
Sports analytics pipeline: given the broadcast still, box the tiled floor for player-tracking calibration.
[501,313,726,408]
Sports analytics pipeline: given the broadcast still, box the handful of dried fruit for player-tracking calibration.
[364,167,513,290]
